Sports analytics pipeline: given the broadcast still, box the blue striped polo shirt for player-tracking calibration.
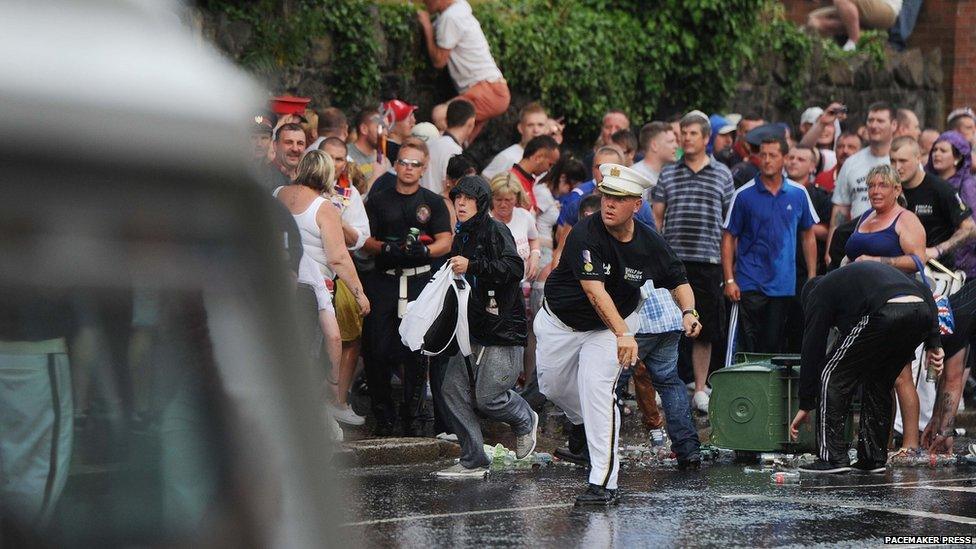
[651,159,735,264]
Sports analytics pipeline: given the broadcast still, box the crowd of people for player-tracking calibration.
[250,0,976,506]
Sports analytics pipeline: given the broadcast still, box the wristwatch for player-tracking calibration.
[682,309,699,319]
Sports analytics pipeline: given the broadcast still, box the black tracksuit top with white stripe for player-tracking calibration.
[799,262,940,410]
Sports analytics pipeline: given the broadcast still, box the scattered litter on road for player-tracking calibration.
[743,466,773,474]
[619,444,676,467]
[769,471,800,485]
[484,444,552,470]
[889,448,957,468]
[699,444,735,463]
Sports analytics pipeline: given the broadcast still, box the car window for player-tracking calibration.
[0,285,256,547]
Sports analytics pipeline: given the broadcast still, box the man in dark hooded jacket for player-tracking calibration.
[433,175,538,478]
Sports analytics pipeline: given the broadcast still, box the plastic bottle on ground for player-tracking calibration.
[770,471,801,485]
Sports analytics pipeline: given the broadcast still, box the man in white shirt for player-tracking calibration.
[827,102,898,260]
[417,0,509,141]
[631,121,678,202]
[482,102,549,180]
[422,99,476,195]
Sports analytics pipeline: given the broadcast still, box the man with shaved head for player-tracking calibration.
[890,136,976,264]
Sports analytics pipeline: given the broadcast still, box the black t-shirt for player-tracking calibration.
[902,173,972,247]
[942,279,976,358]
[795,183,832,276]
[731,161,759,189]
[544,214,687,331]
[365,185,451,271]
[385,140,402,167]
[369,171,398,198]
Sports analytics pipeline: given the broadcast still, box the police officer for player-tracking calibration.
[362,137,453,436]
[791,262,943,474]
[535,163,700,506]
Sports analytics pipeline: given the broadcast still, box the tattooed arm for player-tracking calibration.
[921,348,967,453]
[580,279,637,367]
[928,217,976,260]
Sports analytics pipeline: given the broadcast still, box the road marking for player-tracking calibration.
[897,485,976,493]
[802,475,976,490]
[721,494,976,525]
[340,502,576,527]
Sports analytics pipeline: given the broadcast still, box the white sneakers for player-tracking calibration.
[329,403,365,426]
[692,390,710,414]
[685,382,712,395]
[515,410,539,459]
[434,463,489,479]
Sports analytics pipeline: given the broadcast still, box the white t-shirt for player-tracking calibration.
[495,207,538,261]
[434,0,503,91]
[820,148,837,174]
[482,143,523,180]
[421,134,462,195]
[533,183,558,244]
[629,160,660,203]
[832,147,889,218]
[328,185,370,251]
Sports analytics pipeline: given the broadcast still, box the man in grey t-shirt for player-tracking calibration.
[827,102,898,263]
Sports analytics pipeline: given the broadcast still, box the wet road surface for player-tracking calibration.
[336,462,976,547]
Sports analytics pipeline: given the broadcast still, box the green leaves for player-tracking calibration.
[206,0,827,142]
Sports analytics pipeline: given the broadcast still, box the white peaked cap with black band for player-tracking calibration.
[598,163,653,197]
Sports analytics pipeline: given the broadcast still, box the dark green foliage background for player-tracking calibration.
[203,0,880,141]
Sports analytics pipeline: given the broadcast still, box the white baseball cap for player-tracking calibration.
[800,107,824,126]
[410,122,440,142]
[598,163,653,197]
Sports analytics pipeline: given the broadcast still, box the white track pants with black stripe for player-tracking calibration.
[534,307,634,490]
[0,339,73,525]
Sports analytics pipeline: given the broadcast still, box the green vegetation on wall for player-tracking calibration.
[205,0,885,138]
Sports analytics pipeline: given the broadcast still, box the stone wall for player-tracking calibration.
[729,41,944,131]
[782,0,976,120]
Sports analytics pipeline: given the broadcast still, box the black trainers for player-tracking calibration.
[372,421,395,437]
[851,460,887,474]
[555,445,591,466]
[574,483,619,506]
[799,459,851,474]
[677,457,701,471]
[568,422,587,454]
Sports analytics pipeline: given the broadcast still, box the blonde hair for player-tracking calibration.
[866,164,907,208]
[348,161,369,195]
[489,173,530,210]
[294,149,336,194]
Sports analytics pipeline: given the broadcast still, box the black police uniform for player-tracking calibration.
[363,184,451,435]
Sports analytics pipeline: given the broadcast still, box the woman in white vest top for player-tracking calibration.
[275,150,370,426]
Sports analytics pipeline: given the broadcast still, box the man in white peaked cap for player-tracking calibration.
[536,163,700,506]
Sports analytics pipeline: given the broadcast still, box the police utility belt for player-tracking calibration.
[385,264,432,318]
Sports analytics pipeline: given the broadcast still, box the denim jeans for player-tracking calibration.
[636,332,700,460]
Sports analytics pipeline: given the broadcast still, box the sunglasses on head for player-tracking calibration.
[397,159,424,168]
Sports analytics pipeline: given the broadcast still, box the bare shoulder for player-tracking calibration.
[896,207,925,234]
